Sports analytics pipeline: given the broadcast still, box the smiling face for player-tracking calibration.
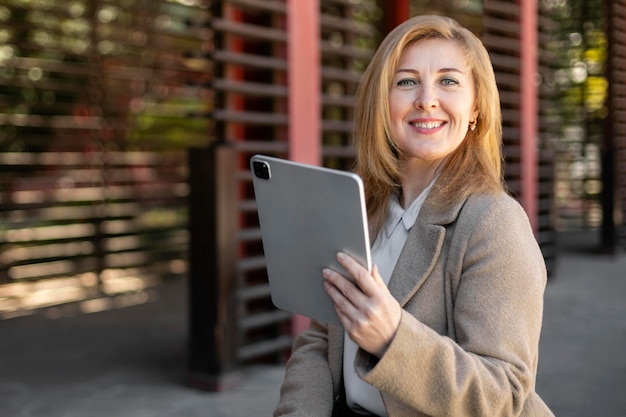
[389,38,479,168]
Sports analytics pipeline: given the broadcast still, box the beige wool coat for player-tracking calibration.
[274,181,554,417]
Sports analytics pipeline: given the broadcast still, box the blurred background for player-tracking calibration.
[0,0,624,415]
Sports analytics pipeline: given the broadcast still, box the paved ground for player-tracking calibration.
[0,231,625,416]
[536,242,626,416]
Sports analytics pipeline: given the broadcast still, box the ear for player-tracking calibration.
[472,108,479,122]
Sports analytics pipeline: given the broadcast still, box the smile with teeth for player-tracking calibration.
[410,121,444,129]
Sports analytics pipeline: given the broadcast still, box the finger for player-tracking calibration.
[322,274,360,323]
[336,252,382,294]
[323,268,365,305]
[370,264,385,286]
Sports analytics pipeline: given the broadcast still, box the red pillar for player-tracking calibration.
[383,0,410,34]
[520,0,539,233]
[285,1,408,336]
[287,0,320,166]
[287,0,320,335]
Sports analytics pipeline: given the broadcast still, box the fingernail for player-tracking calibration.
[337,252,346,260]
[322,268,331,278]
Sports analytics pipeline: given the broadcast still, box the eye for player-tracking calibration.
[396,78,417,88]
[440,77,460,86]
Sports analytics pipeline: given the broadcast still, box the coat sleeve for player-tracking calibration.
[274,320,336,416]
[354,194,548,417]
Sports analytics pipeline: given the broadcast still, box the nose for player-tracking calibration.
[414,85,438,109]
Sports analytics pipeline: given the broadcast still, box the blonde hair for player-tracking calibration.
[353,15,504,236]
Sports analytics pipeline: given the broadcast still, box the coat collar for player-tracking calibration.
[387,177,467,306]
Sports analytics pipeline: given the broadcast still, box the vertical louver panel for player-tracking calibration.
[537,4,560,273]
[607,0,626,248]
[482,1,523,196]
[483,0,556,273]
[207,0,380,364]
[209,0,292,363]
[320,1,379,170]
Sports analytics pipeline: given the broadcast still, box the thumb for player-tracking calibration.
[371,264,385,286]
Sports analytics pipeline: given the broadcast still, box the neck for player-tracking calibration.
[399,158,445,209]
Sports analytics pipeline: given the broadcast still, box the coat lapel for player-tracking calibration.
[387,181,467,306]
[387,221,445,306]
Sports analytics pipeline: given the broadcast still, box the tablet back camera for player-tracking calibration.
[253,160,271,180]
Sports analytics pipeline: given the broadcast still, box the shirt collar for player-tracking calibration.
[383,178,437,238]
[383,194,405,238]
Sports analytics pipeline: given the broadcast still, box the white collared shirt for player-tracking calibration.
[343,180,435,416]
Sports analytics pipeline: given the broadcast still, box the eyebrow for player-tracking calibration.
[396,68,465,75]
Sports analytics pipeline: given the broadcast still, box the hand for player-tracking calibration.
[323,252,401,357]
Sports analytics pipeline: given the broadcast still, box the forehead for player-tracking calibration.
[397,38,470,72]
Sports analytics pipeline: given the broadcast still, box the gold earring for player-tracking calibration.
[468,120,477,131]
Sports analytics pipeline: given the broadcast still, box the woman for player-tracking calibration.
[274,15,553,417]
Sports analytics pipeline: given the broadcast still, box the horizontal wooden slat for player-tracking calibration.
[212,79,288,97]
[321,66,363,83]
[320,41,374,60]
[212,110,288,125]
[238,335,293,361]
[483,15,521,35]
[483,36,521,55]
[321,119,353,133]
[237,283,271,301]
[484,0,520,16]
[228,0,287,13]
[239,309,292,330]
[231,140,289,153]
[237,256,267,273]
[211,50,288,70]
[321,93,356,107]
[320,14,378,37]
[488,51,522,71]
[211,18,288,42]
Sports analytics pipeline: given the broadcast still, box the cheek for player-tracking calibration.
[453,105,474,129]
[388,90,414,118]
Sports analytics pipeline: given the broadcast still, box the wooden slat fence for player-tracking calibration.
[0,1,210,317]
[2,0,576,381]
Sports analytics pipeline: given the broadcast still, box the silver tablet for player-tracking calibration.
[250,155,371,326]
